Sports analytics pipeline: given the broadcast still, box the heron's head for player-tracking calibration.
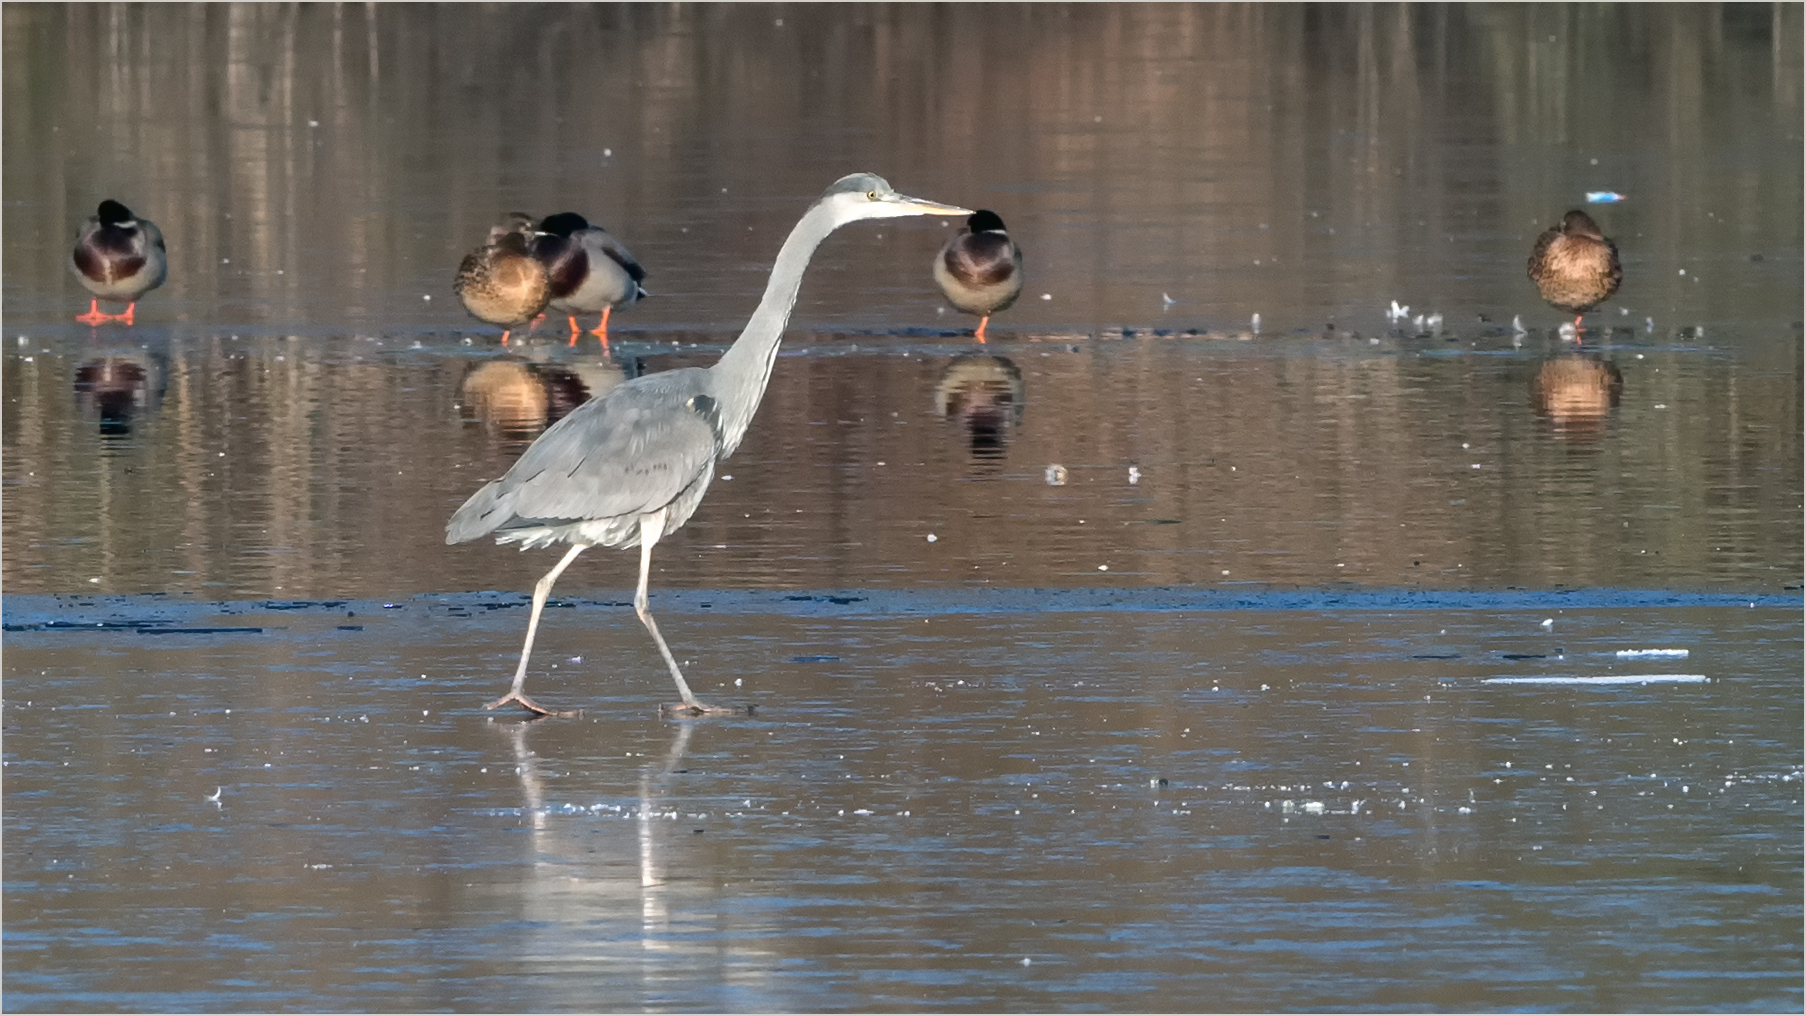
[537,212,592,238]
[819,173,973,225]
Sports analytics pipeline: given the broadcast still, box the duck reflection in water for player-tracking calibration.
[74,353,165,436]
[459,349,629,446]
[1530,353,1623,443]
[934,354,1025,472]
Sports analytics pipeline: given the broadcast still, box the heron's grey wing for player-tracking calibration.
[447,380,720,543]
[590,230,647,285]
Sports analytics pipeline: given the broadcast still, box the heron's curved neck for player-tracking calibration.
[710,199,844,456]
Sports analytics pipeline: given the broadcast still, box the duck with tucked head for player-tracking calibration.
[70,200,167,326]
[933,209,1022,343]
[455,213,552,346]
[1528,209,1622,334]
[533,212,648,352]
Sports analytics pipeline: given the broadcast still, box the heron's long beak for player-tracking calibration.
[890,194,975,217]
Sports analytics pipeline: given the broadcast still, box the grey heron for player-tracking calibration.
[932,209,1022,343]
[71,200,166,326]
[447,173,972,716]
[534,212,648,352]
[455,213,552,346]
[1528,210,1621,333]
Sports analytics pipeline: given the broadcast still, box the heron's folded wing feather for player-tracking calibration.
[447,382,716,541]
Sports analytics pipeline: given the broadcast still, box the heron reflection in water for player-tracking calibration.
[933,354,1025,472]
[448,174,971,717]
[1530,353,1623,442]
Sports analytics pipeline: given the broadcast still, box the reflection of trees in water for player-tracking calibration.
[934,354,1024,471]
[1530,354,1622,444]
[458,353,625,445]
[74,354,164,437]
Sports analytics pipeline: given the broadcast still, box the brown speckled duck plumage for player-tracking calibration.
[1528,209,1622,328]
[455,213,551,343]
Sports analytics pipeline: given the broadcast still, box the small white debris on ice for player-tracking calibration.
[1251,312,1262,334]
[1162,293,1176,308]
[1040,293,1052,301]
[1022,957,1033,966]
[1585,191,1626,203]
[1303,801,1325,814]
[1540,618,1554,629]
[1559,322,1578,342]
[1128,466,1141,485]
[1045,464,1068,486]
[1483,674,1709,685]
[1387,300,1409,322]
[1512,315,1527,334]
[1616,648,1688,658]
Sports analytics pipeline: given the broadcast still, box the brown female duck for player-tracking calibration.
[1528,209,1622,332]
[454,213,551,345]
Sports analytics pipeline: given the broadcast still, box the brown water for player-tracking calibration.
[4,5,1802,1012]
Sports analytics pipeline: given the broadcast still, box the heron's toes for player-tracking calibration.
[659,701,746,718]
[486,692,580,717]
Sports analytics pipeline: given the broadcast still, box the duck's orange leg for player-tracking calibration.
[76,300,110,326]
[587,307,613,354]
[565,315,581,346]
[115,303,137,326]
[500,329,513,347]
[974,315,989,344]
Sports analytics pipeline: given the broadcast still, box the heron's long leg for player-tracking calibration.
[635,511,729,716]
[486,542,588,715]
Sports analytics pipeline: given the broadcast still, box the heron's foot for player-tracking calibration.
[659,700,748,718]
[485,690,581,717]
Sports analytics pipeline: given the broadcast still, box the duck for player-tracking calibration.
[933,209,1023,343]
[1528,209,1622,333]
[70,199,167,326]
[454,213,551,345]
[532,212,648,351]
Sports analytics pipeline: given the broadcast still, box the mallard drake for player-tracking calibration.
[70,200,166,326]
[533,212,648,351]
[933,209,1022,343]
[454,213,551,345]
[1528,209,1622,332]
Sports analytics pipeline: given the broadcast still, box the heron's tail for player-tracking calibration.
[446,480,507,545]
